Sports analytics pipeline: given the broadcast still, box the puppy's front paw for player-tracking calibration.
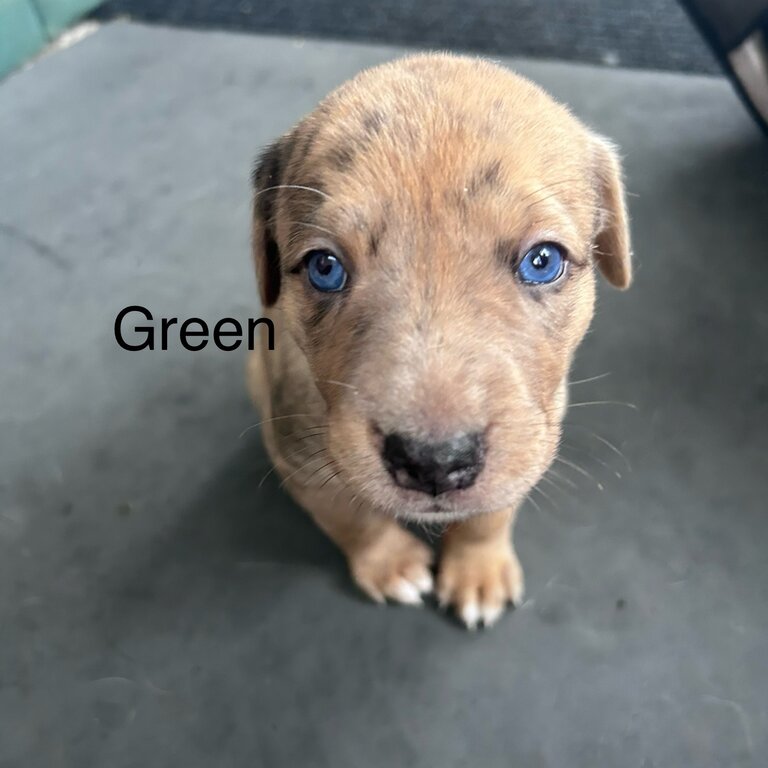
[437,541,524,629]
[348,527,434,606]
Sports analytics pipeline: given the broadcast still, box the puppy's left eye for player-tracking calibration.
[305,249,347,292]
[516,243,566,285]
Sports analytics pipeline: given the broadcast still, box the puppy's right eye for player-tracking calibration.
[305,249,348,292]
[516,242,566,285]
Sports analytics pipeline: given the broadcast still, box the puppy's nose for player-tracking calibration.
[382,431,485,496]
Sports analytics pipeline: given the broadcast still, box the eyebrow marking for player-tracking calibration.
[466,159,503,197]
[327,144,356,171]
[367,219,387,258]
[362,109,386,135]
[293,120,321,169]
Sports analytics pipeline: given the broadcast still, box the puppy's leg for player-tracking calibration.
[437,507,524,629]
[286,479,434,605]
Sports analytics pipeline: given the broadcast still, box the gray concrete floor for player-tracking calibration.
[1,21,767,768]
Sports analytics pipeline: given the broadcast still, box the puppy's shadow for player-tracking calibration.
[95,413,350,643]
[192,437,340,568]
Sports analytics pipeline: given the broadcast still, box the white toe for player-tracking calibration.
[414,570,434,595]
[389,578,423,605]
[460,601,480,630]
[480,603,504,628]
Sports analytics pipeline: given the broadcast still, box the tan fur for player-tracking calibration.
[247,54,631,628]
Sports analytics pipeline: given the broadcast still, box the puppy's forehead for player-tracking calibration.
[278,55,598,261]
[300,56,592,195]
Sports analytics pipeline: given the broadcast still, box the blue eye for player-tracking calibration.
[306,249,347,292]
[517,243,566,285]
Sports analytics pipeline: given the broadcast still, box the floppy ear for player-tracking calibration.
[591,137,632,289]
[251,137,290,308]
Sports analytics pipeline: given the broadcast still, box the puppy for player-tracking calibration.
[247,54,631,629]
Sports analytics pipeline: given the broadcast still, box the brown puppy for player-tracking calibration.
[247,54,631,629]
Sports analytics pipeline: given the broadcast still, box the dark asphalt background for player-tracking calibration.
[93,0,720,74]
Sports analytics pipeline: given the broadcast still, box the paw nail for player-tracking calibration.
[391,579,423,605]
[415,572,434,594]
[480,604,503,627]
[460,602,480,630]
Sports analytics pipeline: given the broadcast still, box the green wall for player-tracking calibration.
[0,0,101,79]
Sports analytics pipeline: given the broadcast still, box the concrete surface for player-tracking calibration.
[1,21,767,768]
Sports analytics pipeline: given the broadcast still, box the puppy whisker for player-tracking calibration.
[554,456,603,490]
[319,469,345,489]
[569,372,612,386]
[567,400,638,411]
[318,379,358,391]
[530,483,560,514]
[268,425,329,445]
[278,448,329,487]
[525,488,545,516]
[254,184,331,202]
[317,380,376,409]
[538,472,570,497]
[239,412,310,438]
[518,177,583,205]
[562,438,624,478]
[546,466,578,490]
[301,459,338,487]
[294,220,336,237]
[579,428,631,471]
[258,441,326,488]
[295,429,330,442]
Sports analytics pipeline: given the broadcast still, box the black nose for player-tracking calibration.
[381,431,486,496]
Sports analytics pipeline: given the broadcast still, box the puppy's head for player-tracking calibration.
[253,55,631,522]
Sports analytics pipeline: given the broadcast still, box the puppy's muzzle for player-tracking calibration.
[381,431,486,497]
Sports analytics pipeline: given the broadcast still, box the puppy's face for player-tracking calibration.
[253,55,631,522]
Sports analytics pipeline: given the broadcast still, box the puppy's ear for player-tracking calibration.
[591,137,632,289]
[251,137,290,307]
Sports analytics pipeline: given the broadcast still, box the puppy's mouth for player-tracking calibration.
[371,426,536,522]
[327,419,549,523]
[329,439,537,523]
[386,479,526,520]
[404,495,485,523]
